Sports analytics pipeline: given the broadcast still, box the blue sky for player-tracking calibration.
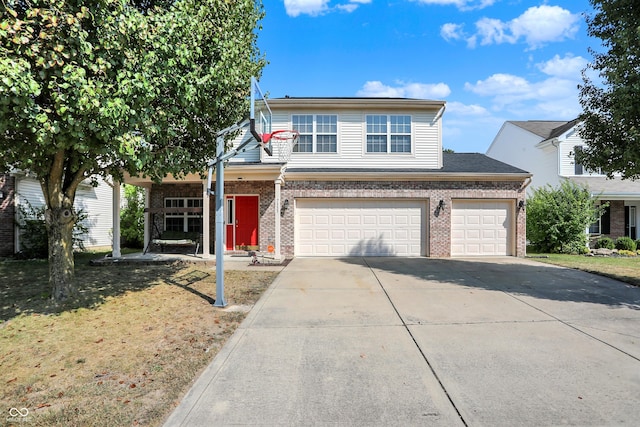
[257,0,597,153]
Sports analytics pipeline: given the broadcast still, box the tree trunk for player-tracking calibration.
[46,207,76,301]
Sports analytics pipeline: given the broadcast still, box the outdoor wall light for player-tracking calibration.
[518,200,526,211]
[438,200,445,210]
[280,199,289,217]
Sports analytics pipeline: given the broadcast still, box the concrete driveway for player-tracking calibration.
[164,257,640,426]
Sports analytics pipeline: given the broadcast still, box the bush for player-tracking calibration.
[560,240,590,255]
[636,239,640,251]
[526,181,604,253]
[619,249,637,257]
[595,237,615,249]
[16,201,88,259]
[120,185,145,248]
[615,236,637,251]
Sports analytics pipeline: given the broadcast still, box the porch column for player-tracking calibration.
[112,181,121,258]
[274,176,282,259]
[144,188,150,251]
[202,180,211,258]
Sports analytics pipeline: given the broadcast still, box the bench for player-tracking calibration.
[152,231,201,256]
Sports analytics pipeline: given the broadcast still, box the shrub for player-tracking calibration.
[120,185,145,248]
[615,236,637,251]
[636,239,640,251]
[526,181,605,253]
[560,240,590,255]
[595,237,615,249]
[16,201,88,259]
[618,250,637,257]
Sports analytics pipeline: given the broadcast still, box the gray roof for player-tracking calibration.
[570,176,640,197]
[509,120,572,139]
[286,153,529,175]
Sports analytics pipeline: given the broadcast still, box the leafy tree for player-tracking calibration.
[120,184,145,248]
[0,0,265,301]
[526,181,605,253]
[578,0,640,179]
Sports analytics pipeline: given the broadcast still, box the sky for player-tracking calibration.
[256,0,599,153]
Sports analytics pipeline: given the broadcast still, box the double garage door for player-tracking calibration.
[295,199,513,257]
[295,199,426,256]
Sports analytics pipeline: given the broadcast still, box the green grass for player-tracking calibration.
[530,253,640,287]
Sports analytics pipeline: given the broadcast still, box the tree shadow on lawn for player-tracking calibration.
[0,254,201,323]
[339,257,640,310]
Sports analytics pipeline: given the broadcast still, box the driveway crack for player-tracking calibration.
[363,258,469,427]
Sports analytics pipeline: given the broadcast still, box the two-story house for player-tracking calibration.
[486,120,640,241]
[123,98,531,258]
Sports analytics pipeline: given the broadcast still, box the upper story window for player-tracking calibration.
[164,198,203,233]
[366,115,412,153]
[573,145,602,175]
[574,145,584,175]
[292,114,337,153]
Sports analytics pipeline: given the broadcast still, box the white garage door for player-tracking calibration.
[295,199,426,256]
[451,200,513,256]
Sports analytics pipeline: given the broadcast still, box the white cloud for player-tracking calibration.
[475,17,516,46]
[446,101,490,116]
[357,80,451,99]
[464,72,581,117]
[284,0,330,17]
[411,0,496,11]
[440,23,465,42]
[536,54,588,79]
[285,0,370,16]
[443,5,581,49]
[510,5,580,49]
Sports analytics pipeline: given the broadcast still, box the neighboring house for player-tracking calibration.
[125,98,531,258]
[486,119,640,241]
[0,171,114,257]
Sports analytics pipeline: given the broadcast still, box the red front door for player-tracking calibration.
[225,195,259,251]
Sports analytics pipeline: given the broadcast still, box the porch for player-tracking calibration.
[111,163,286,259]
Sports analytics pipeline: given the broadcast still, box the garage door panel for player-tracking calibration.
[452,201,513,257]
[296,199,426,257]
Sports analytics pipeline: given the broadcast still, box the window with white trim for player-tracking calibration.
[164,198,203,232]
[292,114,337,153]
[366,115,412,153]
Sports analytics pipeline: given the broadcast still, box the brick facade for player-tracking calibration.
[607,200,626,239]
[0,174,16,257]
[149,178,527,258]
[280,179,527,258]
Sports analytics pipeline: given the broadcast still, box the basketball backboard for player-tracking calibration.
[250,77,272,156]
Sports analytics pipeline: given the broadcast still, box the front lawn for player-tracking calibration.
[0,251,278,426]
[530,253,640,287]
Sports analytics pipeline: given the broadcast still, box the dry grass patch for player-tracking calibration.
[0,252,279,426]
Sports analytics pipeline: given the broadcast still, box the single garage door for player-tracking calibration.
[451,200,513,256]
[295,199,427,256]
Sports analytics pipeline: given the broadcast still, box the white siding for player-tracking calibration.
[229,129,261,163]
[486,122,556,192]
[75,181,114,247]
[261,109,441,169]
[15,177,113,250]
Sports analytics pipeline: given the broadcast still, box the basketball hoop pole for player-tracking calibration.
[206,119,257,308]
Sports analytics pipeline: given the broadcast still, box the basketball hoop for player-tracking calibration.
[262,130,299,162]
